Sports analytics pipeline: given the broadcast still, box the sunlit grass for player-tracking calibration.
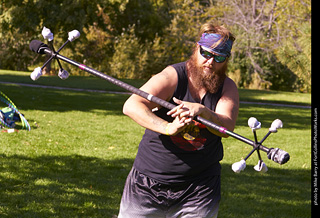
[0,72,311,217]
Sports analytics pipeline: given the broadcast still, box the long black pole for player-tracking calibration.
[41,48,290,164]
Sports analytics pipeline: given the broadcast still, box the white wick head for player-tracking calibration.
[30,67,42,81]
[58,69,69,80]
[68,30,80,42]
[253,160,268,173]
[232,160,246,173]
[42,26,54,41]
[269,119,283,133]
[248,117,261,131]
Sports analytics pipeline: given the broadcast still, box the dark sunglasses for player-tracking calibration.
[199,46,227,63]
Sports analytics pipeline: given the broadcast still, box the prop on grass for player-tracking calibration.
[0,91,30,131]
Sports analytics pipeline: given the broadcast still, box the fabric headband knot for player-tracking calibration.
[197,33,234,57]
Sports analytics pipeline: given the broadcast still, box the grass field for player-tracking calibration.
[0,70,311,217]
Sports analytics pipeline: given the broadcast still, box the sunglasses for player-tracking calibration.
[199,46,227,63]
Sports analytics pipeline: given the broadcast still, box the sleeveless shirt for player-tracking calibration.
[133,62,224,183]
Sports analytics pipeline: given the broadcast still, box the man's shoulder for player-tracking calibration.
[170,62,187,73]
[224,76,238,90]
[221,76,239,100]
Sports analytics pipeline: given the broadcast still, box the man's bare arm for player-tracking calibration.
[123,66,189,135]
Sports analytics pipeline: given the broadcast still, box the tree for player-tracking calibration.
[206,0,311,92]
[161,0,209,64]
[0,0,116,72]
[208,0,281,88]
[273,0,311,92]
[0,0,311,92]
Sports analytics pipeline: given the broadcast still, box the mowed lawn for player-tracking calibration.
[0,71,311,217]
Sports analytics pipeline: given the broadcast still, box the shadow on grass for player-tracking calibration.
[0,154,133,217]
[220,164,311,218]
[236,104,311,130]
[0,72,146,93]
[1,84,311,130]
[0,154,311,218]
[1,84,129,115]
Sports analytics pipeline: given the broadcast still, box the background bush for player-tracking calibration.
[0,0,311,92]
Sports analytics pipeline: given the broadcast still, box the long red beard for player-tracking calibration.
[187,53,227,94]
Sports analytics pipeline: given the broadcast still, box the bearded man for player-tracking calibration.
[118,22,239,218]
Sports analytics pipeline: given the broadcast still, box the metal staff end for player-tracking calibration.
[267,148,290,165]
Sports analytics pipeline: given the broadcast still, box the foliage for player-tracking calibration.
[0,0,311,92]
[272,0,311,92]
[109,25,167,79]
[109,25,147,79]
[213,0,311,92]
[275,22,311,93]
[161,0,207,64]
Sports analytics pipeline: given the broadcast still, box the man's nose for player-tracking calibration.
[206,57,215,65]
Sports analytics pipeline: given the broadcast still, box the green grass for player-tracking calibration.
[0,69,311,105]
[0,69,146,93]
[238,88,311,106]
[0,70,311,217]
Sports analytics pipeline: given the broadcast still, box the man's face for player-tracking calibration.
[196,45,227,76]
[187,44,228,93]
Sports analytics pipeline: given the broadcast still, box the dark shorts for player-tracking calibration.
[118,167,220,218]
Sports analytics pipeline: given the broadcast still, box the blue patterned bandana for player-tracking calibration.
[197,33,233,57]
